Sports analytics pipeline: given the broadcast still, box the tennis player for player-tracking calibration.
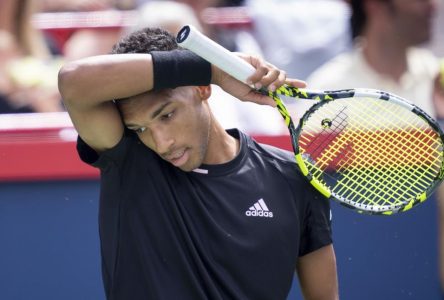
[58,27,338,300]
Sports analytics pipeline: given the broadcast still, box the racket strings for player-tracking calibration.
[334,157,418,207]
[299,98,442,207]
[300,108,350,165]
[368,101,443,184]
[331,103,439,205]
[343,102,439,183]
[341,115,438,205]
[302,111,410,207]
[370,99,442,162]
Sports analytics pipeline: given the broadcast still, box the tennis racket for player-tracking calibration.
[177,25,444,215]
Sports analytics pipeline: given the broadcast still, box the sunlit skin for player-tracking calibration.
[118,85,239,171]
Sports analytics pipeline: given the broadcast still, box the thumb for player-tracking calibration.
[243,90,277,107]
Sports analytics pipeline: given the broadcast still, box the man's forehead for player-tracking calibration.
[120,89,180,124]
[120,90,171,110]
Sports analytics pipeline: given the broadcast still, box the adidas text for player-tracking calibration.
[245,210,273,218]
[245,198,274,218]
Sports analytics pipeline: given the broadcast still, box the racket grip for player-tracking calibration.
[176,25,255,84]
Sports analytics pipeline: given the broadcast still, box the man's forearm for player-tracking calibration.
[58,53,154,108]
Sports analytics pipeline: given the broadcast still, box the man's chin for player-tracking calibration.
[178,163,200,172]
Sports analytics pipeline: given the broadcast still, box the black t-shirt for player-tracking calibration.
[77,129,332,300]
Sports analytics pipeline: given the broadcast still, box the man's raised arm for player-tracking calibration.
[58,54,154,152]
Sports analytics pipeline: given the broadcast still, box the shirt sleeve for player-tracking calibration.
[76,133,130,170]
[298,184,333,256]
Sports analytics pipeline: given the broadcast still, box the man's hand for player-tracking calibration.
[211,53,306,107]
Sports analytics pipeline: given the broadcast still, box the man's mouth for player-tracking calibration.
[165,148,189,167]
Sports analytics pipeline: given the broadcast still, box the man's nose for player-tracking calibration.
[152,129,175,155]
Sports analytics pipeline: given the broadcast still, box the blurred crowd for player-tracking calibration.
[3,0,442,133]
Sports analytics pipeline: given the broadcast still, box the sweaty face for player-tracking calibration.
[388,0,436,45]
[119,87,211,171]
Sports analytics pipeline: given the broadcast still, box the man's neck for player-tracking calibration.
[204,119,240,165]
[361,29,409,83]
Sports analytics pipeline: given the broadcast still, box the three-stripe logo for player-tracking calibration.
[245,198,273,218]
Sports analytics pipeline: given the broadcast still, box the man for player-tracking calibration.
[307,0,439,116]
[58,27,338,300]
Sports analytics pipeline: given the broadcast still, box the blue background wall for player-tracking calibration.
[0,180,440,299]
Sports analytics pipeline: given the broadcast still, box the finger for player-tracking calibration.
[246,56,269,89]
[259,65,282,91]
[268,69,287,92]
[285,78,307,88]
[243,90,276,107]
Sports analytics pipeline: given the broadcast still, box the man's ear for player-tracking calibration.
[196,85,212,101]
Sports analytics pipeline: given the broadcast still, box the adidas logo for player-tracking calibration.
[245,199,273,218]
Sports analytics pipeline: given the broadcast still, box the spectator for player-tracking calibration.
[0,0,63,113]
[128,1,203,35]
[307,0,440,116]
[429,0,444,56]
[245,0,351,80]
[40,0,135,61]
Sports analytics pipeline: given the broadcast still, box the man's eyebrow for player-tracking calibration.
[151,101,173,119]
[124,101,173,129]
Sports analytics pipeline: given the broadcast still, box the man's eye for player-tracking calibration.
[135,127,146,133]
[161,112,174,120]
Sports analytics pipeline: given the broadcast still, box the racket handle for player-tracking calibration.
[176,25,255,84]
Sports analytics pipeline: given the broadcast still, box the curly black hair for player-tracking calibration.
[111,27,178,54]
[350,0,365,41]
[350,0,392,41]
